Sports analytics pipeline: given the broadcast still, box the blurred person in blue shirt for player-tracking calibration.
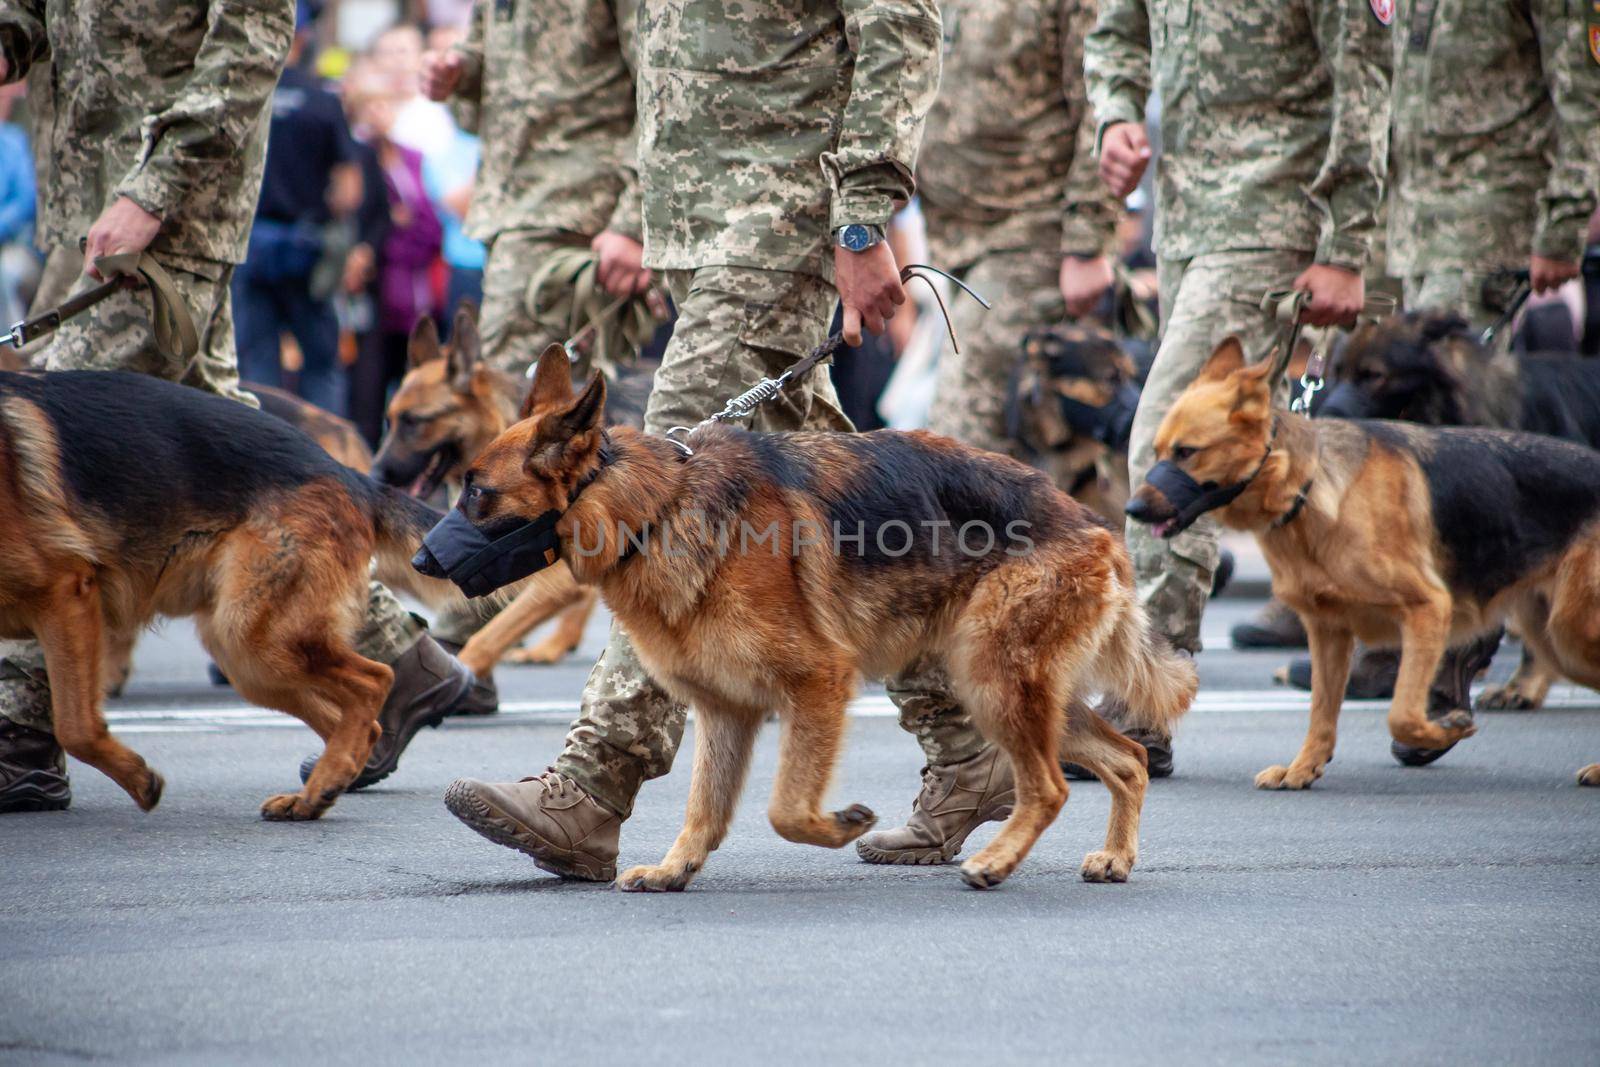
[0,80,38,332]
[233,1,362,413]
[422,124,484,335]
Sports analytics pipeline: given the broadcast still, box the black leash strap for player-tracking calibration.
[663,264,989,456]
[1478,275,1531,348]
[4,249,199,363]
[1248,288,1397,415]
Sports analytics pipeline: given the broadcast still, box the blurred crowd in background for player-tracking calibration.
[1,0,1597,447]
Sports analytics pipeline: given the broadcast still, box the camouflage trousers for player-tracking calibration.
[1401,271,1504,335]
[1126,249,1306,656]
[551,265,863,817]
[477,228,588,375]
[926,246,1065,457]
[0,250,423,734]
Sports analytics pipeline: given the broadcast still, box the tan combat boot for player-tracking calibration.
[854,745,1014,865]
[444,770,620,881]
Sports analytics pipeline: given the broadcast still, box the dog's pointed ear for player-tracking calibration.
[446,308,480,391]
[1197,336,1247,383]
[407,316,442,368]
[550,371,607,440]
[521,344,574,420]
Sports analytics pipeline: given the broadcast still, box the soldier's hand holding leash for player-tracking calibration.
[833,223,905,346]
[1529,254,1579,295]
[1291,264,1365,327]
[83,197,162,282]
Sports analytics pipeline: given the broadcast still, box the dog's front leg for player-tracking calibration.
[1256,620,1352,790]
[1388,599,1477,751]
[617,706,761,893]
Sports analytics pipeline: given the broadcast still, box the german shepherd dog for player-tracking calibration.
[371,308,650,676]
[1126,338,1600,789]
[1009,324,1140,524]
[0,368,459,818]
[1321,310,1600,710]
[1322,310,1600,445]
[426,345,1197,890]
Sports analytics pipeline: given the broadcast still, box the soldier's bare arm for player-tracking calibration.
[1525,0,1599,293]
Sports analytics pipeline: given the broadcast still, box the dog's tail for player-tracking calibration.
[1095,586,1198,734]
[364,479,464,611]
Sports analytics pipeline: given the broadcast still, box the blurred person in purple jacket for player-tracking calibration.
[343,64,443,444]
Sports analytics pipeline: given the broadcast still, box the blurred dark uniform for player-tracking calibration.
[234,60,359,413]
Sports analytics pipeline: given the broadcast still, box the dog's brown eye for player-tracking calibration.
[1171,445,1198,462]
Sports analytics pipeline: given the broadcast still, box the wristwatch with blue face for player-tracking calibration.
[834,223,885,253]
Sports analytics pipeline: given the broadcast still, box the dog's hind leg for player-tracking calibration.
[35,572,163,810]
[1388,598,1477,751]
[1058,699,1148,883]
[1256,620,1354,790]
[506,587,597,665]
[1538,537,1600,784]
[616,700,762,892]
[764,669,878,850]
[1478,596,1558,711]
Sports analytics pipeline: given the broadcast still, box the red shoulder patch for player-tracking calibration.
[1370,0,1395,25]
[1589,24,1600,66]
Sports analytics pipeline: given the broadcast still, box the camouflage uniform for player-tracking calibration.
[895,0,1120,765]
[447,0,643,375]
[0,0,424,732]
[1388,0,1600,330]
[550,0,943,817]
[1085,0,1391,654]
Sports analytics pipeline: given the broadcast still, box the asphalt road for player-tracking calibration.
[3,562,1597,1065]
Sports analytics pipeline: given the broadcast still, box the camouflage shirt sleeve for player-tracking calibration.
[1529,0,1600,262]
[820,0,943,231]
[448,0,486,135]
[113,0,294,223]
[1060,0,1120,256]
[0,0,47,83]
[1306,0,1391,272]
[1083,0,1150,151]
[604,0,643,241]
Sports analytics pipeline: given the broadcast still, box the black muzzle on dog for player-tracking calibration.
[1134,460,1257,538]
[413,508,564,598]
[1057,381,1141,450]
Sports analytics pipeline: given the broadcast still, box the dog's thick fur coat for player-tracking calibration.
[448,345,1197,890]
[1129,339,1600,788]
[0,369,457,818]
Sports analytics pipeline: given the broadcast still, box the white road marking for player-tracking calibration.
[102,687,1600,733]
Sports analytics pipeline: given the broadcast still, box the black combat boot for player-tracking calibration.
[0,717,71,813]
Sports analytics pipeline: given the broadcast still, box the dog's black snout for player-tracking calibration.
[412,546,446,578]
[1124,494,1158,523]
[1317,382,1369,419]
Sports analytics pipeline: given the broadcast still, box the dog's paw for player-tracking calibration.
[615,863,694,893]
[959,857,1013,889]
[134,769,165,812]
[1577,764,1600,788]
[1254,763,1319,790]
[260,792,321,821]
[831,803,877,842]
[504,642,573,666]
[1080,850,1132,883]
[1476,685,1538,712]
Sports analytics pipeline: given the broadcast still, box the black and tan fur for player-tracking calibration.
[1009,323,1139,523]
[372,308,650,675]
[248,382,375,473]
[439,345,1197,891]
[1323,310,1600,709]
[1129,338,1600,789]
[0,368,463,819]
